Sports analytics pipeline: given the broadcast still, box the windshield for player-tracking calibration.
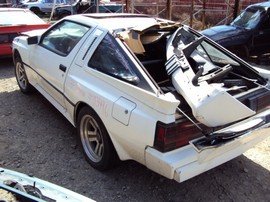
[231,7,265,30]
[197,41,240,66]
[0,10,46,26]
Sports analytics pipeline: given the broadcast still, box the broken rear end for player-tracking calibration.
[130,21,270,182]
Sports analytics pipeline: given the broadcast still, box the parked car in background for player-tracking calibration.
[19,0,67,14]
[53,0,123,19]
[12,13,270,183]
[0,0,11,7]
[202,1,270,57]
[0,8,50,57]
[53,0,93,19]
[0,167,94,201]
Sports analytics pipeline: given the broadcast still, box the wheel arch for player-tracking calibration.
[74,102,114,147]
[30,6,42,15]
[74,102,121,167]
[61,10,71,15]
[74,101,130,162]
[58,10,71,19]
[74,101,88,128]
[13,49,21,64]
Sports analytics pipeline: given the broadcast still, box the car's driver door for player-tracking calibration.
[29,20,90,110]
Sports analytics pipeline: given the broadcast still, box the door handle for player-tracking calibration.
[59,64,67,72]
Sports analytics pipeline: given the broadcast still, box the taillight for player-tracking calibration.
[154,120,203,152]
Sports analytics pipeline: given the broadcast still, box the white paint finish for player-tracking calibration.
[112,97,136,126]
[12,14,270,183]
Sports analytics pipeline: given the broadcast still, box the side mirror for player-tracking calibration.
[27,36,38,45]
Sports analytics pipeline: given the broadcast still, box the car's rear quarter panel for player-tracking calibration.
[64,62,179,163]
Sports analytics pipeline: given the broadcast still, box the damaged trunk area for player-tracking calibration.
[125,24,270,151]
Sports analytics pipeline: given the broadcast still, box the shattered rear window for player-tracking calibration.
[88,33,139,84]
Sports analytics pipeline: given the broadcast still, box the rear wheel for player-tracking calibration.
[15,55,32,94]
[77,106,118,170]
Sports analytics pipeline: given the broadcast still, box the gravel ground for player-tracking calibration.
[0,57,270,202]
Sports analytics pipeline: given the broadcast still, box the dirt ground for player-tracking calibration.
[0,57,270,202]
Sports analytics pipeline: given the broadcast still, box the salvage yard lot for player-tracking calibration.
[0,57,270,201]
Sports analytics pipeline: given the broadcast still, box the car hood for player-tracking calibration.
[201,25,249,45]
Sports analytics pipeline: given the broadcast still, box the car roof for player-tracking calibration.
[250,1,270,9]
[65,13,168,32]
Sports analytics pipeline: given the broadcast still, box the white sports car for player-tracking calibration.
[12,13,270,183]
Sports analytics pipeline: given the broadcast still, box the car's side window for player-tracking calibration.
[43,0,58,3]
[88,34,139,84]
[44,0,63,3]
[40,21,90,56]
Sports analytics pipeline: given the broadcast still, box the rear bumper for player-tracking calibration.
[145,109,270,183]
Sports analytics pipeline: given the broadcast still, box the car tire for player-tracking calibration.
[30,7,42,15]
[15,55,32,94]
[77,106,118,171]
[59,12,70,19]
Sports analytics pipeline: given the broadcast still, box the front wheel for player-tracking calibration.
[30,7,42,15]
[77,106,118,170]
[58,12,70,19]
[15,55,32,94]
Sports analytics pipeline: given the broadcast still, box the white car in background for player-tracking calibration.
[12,13,270,183]
[19,0,67,14]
